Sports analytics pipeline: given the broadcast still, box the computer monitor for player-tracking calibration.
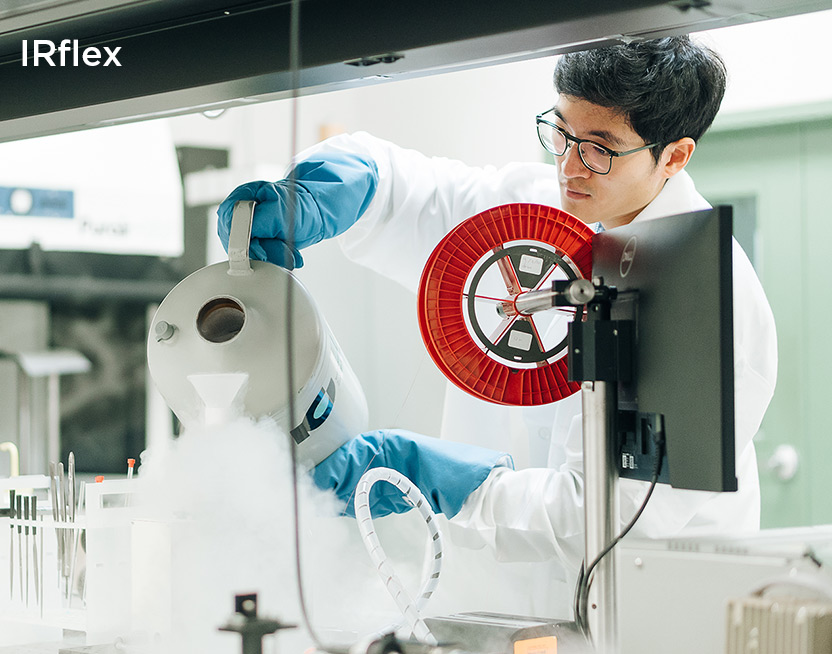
[592,206,736,492]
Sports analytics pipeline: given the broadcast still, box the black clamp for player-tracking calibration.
[551,278,633,383]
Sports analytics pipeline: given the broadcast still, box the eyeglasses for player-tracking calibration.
[535,108,659,175]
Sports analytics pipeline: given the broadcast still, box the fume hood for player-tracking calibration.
[1,0,832,142]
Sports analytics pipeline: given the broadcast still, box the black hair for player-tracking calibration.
[553,36,726,162]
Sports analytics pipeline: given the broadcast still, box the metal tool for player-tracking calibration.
[38,502,44,617]
[68,452,76,599]
[50,460,69,596]
[58,460,70,596]
[69,480,86,607]
[23,495,29,606]
[9,489,15,601]
[49,463,60,586]
[15,494,22,602]
[31,495,39,609]
[69,453,76,518]
[49,462,60,570]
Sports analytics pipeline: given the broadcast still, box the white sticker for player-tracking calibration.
[519,254,544,275]
[508,330,533,351]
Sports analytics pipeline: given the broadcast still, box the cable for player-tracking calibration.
[575,431,664,634]
[573,425,665,637]
[279,1,338,652]
[354,467,444,645]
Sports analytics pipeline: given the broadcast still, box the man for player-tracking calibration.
[217,36,777,614]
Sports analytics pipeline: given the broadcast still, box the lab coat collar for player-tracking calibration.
[631,169,712,224]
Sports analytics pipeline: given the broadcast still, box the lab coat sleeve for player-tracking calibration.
[291,131,563,293]
[446,465,587,570]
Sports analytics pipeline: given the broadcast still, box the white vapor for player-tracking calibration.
[129,417,411,654]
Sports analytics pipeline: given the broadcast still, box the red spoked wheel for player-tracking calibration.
[418,203,594,406]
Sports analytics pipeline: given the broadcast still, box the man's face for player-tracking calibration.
[553,95,670,229]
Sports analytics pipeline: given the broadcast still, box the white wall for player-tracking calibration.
[166,8,832,437]
[703,8,832,121]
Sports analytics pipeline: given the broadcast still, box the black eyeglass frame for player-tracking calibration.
[535,108,660,175]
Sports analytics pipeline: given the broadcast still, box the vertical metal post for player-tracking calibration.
[564,279,626,651]
[47,373,60,465]
[17,368,31,474]
[582,379,620,653]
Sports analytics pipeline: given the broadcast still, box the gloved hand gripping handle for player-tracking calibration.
[216,151,379,270]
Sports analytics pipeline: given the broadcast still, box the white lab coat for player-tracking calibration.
[299,131,778,616]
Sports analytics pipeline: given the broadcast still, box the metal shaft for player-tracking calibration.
[58,461,70,590]
[23,495,29,606]
[499,279,597,317]
[9,489,14,601]
[48,374,60,466]
[512,288,559,316]
[16,495,22,602]
[49,462,63,580]
[68,452,76,599]
[32,496,39,608]
[582,380,619,653]
[39,511,44,617]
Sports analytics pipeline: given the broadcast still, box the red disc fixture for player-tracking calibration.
[418,203,595,406]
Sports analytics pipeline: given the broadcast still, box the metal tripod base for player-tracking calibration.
[219,593,296,654]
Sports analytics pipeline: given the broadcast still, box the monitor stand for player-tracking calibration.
[561,277,630,653]
[581,379,620,653]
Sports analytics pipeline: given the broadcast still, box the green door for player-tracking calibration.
[687,117,832,527]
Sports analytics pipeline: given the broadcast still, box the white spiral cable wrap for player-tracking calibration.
[355,467,444,645]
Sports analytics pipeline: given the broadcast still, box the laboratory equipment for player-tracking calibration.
[8,488,13,601]
[616,527,832,654]
[147,200,368,466]
[31,495,38,609]
[424,614,586,654]
[437,206,739,492]
[2,454,89,643]
[0,441,19,477]
[5,349,91,474]
[16,493,22,601]
[417,202,594,406]
[5,487,47,618]
[218,593,295,654]
[354,467,445,644]
[543,207,739,648]
[2,472,140,645]
[726,592,832,654]
[49,454,83,604]
[592,206,736,491]
[417,204,744,651]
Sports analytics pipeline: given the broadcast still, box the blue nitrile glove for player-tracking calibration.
[217,152,378,269]
[313,429,514,519]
